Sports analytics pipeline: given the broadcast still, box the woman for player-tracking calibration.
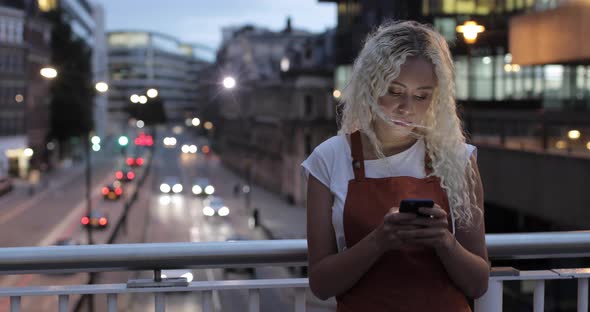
[302,21,489,311]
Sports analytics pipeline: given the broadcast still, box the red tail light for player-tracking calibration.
[115,171,124,180]
[202,146,210,154]
[102,187,109,195]
[127,172,135,180]
[81,217,90,225]
[114,187,123,195]
[136,157,144,166]
[126,157,134,166]
[98,218,107,226]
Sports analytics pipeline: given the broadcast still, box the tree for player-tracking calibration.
[46,8,94,158]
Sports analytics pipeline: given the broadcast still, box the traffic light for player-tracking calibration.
[118,135,129,146]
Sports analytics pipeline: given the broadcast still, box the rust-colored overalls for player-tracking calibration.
[336,131,470,312]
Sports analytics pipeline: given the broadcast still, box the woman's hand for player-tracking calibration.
[394,204,455,252]
[372,208,422,254]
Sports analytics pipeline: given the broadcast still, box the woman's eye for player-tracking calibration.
[415,95,429,101]
[388,90,402,96]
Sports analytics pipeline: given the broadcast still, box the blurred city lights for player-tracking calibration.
[455,21,485,44]
[568,130,581,140]
[185,118,192,127]
[91,136,101,145]
[136,120,145,128]
[204,121,213,130]
[482,57,491,64]
[92,144,101,152]
[586,142,590,150]
[95,82,109,93]
[15,94,24,103]
[130,94,140,103]
[333,90,341,99]
[173,126,183,134]
[280,57,290,72]
[147,88,158,98]
[504,64,513,72]
[512,64,521,72]
[46,142,55,150]
[556,140,567,149]
[118,136,129,146]
[23,148,34,157]
[138,95,148,104]
[192,118,200,127]
[223,76,236,89]
[40,67,57,79]
[504,53,513,63]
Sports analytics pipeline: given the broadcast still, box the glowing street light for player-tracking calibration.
[91,136,101,145]
[23,148,34,157]
[130,94,140,103]
[333,90,341,99]
[568,130,581,140]
[192,118,200,127]
[456,21,485,44]
[95,82,109,93]
[15,94,24,103]
[223,76,236,89]
[40,67,58,79]
[147,88,158,98]
[204,121,213,130]
[138,95,148,104]
[136,120,145,128]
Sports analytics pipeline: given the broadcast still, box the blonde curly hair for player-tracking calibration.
[338,20,481,228]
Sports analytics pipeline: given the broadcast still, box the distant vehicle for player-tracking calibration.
[160,176,183,194]
[163,137,177,148]
[181,144,197,154]
[102,182,123,200]
[126,156,145,167]
[115,167,136,182]
[192,178,214,196]
[0,176,13,196]
[81,211,109,229]
[202,196,229,217]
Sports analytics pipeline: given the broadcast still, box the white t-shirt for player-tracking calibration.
[301,134,477,252]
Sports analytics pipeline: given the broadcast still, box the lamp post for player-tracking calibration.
[456,21,485,101]
[41,67,110,245]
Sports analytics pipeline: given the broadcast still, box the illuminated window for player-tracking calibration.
[37,0,58,12]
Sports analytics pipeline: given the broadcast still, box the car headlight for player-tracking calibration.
[218,206,230,216]
[203,206,215,216]
[172,184,183,193]
[192,185,202,195]
[160,183,171,193]
[205,185,215,195]
[181,145,190,153]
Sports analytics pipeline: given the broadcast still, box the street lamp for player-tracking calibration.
[456,20,485,105]
[222,76,236,89]
[567,129,581,154]
[40,67,58,79]
[146,88,158,98]
[456,21,485,44]
[95,82,109,93]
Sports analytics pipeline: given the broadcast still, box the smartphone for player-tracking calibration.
[399,199,434,217]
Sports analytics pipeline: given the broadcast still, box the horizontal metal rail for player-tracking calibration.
[1,231,590,274]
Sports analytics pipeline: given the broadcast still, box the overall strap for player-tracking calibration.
[350,131,365,180]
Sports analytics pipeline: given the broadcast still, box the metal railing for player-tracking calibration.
[1,232,590,311]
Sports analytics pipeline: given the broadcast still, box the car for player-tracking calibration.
[102,182,123,200]
[160,176,183,194]
[181,144,197,154]
[0,176,13,196]
[81,211,109,229]
[192,178,214,196]
[126,156,145,167]
[202,196,229,217]
[115,167,136,182]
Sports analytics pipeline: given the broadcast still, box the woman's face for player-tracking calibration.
[376,56,436,130]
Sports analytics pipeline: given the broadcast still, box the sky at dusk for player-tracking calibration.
[95,0,337,56]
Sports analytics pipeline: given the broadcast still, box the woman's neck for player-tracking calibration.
[361,128,418,159]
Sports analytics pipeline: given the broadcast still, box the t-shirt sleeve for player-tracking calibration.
[301,139,333,190]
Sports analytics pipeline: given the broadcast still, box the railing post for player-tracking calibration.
[58,295,68,312]
[202,290,213,312]
[534,280,545,312]
[10,296,20,312]
[154,293,165,312]
[578,278,588,312]
[294,288,306,312]
[475,278,503,312]
[248,289,260,312]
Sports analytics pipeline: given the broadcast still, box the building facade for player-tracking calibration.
[106,31,212,128]
[215,21,337,205]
